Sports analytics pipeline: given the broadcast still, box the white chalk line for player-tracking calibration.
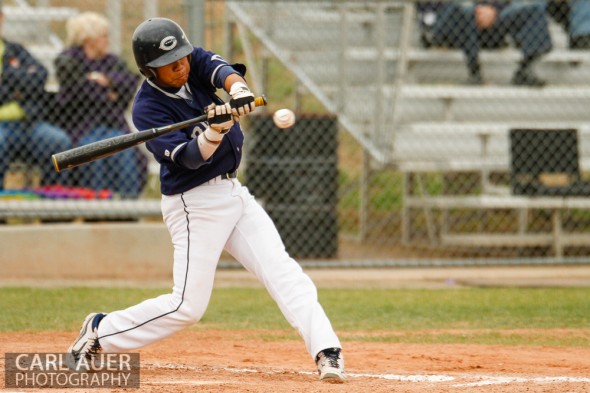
[455,376,590,387]
[144,362,590,387]
[143,380,224,386]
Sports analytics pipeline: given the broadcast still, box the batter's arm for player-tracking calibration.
[224,73,255,118]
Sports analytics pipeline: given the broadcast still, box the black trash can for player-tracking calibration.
[245,114,338,258]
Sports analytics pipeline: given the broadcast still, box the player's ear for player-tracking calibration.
[139,67,157,81]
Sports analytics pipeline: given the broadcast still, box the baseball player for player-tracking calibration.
[66,17,346,382]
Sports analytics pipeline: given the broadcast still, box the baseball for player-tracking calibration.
[273,108,296,129]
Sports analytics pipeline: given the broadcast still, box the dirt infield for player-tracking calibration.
[1,329,590,392]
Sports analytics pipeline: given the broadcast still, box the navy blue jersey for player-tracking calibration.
[131,47,244,195]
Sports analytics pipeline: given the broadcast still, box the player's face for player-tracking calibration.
[155,56,190,88]
[84,30,109,60]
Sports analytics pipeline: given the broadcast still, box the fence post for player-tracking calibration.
[107,0,122,55]
[184,0,205,47]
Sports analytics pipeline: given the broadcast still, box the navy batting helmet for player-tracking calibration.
[132,18,193,77]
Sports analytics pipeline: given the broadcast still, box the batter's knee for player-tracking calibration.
[172,301,207,325]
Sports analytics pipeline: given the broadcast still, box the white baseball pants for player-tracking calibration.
[96,176,341,360]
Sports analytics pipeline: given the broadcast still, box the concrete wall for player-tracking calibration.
[0,223,174,280]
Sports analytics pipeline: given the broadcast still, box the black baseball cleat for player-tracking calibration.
[66,312,106,371]
[315,347,346,382]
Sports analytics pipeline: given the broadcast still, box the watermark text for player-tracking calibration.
[4,353,140,388]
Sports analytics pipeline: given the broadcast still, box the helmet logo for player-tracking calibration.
[159,35,178,51]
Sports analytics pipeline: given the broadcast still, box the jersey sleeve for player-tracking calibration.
[132,93,209,169]
[190,48,243,89]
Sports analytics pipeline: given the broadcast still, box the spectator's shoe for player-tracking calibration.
[466,73,484,85]
[66,313,106,371]
[316,347,346,382]
[511,70,546,87]
[420,32,433,48]
[570,35,590,49]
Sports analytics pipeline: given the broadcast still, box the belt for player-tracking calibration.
[220,171,238,180]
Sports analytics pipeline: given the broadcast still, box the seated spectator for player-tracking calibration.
[570,0,590,48]
[0,2,72,190]
[54,12,147,198]
[548,0,590,49]
[547,0,570,33]
[418,1,553,86]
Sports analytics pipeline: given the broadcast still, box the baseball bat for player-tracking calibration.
[52,96,267,172]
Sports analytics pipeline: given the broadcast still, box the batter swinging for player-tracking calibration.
[66,17,346,382]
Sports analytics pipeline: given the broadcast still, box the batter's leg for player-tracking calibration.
[224,182,341,360]
[95,181,242,352]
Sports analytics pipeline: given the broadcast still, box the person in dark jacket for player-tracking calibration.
[548,0,590,49]
[418,1,553,86]
[54,12,147,198]
[0,4,71,190]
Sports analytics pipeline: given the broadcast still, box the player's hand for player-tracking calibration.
[206,103,234,134]
[87,71,111,87]
[229,82,255,117]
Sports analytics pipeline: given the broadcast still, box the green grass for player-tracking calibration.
[1,287,589,346]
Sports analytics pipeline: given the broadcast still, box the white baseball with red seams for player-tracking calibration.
[273,108,296,128]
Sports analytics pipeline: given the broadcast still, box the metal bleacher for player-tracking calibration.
[227,1,590,257]
[227,1,590,166]
[3,2,78,87]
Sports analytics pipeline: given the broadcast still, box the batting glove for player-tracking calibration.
[206,103,234,135]
[229,82,255,117]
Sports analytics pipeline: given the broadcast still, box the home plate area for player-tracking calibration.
[2,330,589,393]
[128,330,590,392]
[140,362,590,392]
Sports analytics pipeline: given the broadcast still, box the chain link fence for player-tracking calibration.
[2,0,590,265]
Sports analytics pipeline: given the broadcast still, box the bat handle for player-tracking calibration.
[254,95,267,108]
[52,154,60,172]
